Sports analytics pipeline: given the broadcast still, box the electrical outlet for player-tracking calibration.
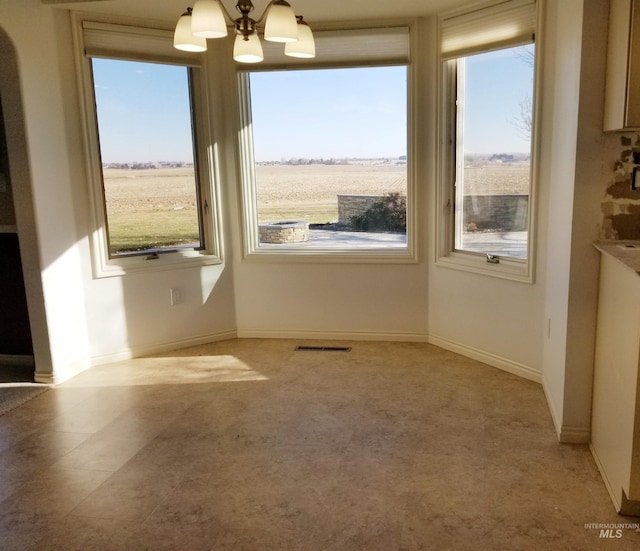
[170,287,185,305]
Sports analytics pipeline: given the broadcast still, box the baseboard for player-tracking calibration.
[541,377,590,443]
[427,333,542,384]
[90,329,238,366]
[542,378,564,440]
[590,443,622,512]
[34,370,56,385]
[0,354,34,367]
[237,328,430,343]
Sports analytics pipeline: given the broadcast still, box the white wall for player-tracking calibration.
[0,0,237,382]
[228,21,431,342]
[427,5,546,382]
[538,0,583,439]
[540,0,611,443]
[0,2,91,383]
[564,0,610,439]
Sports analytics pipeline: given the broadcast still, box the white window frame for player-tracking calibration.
[72,14,222,278]
[436,0,541,283]
[236,24,418,263]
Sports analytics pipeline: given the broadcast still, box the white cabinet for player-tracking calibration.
[604,0,640,130]
[591,246,640,515]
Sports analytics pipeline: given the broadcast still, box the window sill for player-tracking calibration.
[243,246,417,264]
[435,250,534,283]
[91,249,222,279]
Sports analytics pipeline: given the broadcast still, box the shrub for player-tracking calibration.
[349,193,406,232]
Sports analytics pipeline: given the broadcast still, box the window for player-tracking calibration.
[437,0,538,281]
[74,19,220,277]
[92,59,203,257]
[237,27,414,260]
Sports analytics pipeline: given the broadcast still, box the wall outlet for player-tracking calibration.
[170,287,185,305]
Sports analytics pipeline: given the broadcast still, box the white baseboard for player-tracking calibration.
[427,333,542,384]
[556,425,590,444]
[0,354,34,367]
[237,328,430,343]
[90,330,238,366]
[590,443,621,512]
[542,378,590,443]
[34,370,55,385]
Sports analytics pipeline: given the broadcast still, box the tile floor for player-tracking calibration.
[0,339,638,550]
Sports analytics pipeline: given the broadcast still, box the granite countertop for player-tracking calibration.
[594,241,640,276]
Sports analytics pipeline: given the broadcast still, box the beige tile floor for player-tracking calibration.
[1,338,639,550]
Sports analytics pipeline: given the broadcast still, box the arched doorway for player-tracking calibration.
[0,27,52,383]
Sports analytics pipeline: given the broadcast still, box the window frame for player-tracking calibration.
[435,0,540,283]
[235,24,418,264]
[72,14,222,278]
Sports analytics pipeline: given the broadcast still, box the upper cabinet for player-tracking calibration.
[605,0,640,131]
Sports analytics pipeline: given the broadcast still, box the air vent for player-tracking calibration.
[295,346,352,352]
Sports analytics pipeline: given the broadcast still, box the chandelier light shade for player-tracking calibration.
[233,33,264,63]
[284,18,315,58]
[174,8,208,52]
[263,1,298,43]
[191,0,228,38]
[174,0,314,62]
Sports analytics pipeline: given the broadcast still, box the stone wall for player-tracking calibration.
[463,195,529,232]
[337,195,384,225]
[601,134,640,240]
[339,193,529,232]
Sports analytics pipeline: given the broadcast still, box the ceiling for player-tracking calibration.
[41,0,472,26]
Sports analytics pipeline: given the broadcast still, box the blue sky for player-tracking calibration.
[92,45,533,163]
[462,46,534,154]
[249,67,407,161]
[92,59,195,163]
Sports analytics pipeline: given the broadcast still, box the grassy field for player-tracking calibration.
[103,168,201,253]
[103,162,529,252]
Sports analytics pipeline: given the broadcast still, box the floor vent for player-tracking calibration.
[295,346,352,352]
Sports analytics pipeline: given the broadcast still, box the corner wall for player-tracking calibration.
[541,0,612,443]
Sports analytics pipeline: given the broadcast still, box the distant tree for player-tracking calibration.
[511,44,535,140]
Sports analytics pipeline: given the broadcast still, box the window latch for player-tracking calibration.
[486,254,500,264]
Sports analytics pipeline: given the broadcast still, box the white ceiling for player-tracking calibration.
[41,0,471,26]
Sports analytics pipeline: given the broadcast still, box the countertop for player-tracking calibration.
[594,241,640,276]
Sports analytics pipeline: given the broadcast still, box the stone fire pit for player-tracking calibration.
[259,221,309,244]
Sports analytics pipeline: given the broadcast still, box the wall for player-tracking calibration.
[427,4,545,381]
[601,133,640,239]
[0,0,237,382]
[539,0,612,443]
[228,22,431,342]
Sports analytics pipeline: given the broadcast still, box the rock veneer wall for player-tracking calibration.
[602,134,640,240]
[463,195,529,232]
[338,193,528,232]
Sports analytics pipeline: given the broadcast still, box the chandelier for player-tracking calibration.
[173,0,315,63]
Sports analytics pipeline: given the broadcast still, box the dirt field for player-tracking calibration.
[102,162,530,248]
